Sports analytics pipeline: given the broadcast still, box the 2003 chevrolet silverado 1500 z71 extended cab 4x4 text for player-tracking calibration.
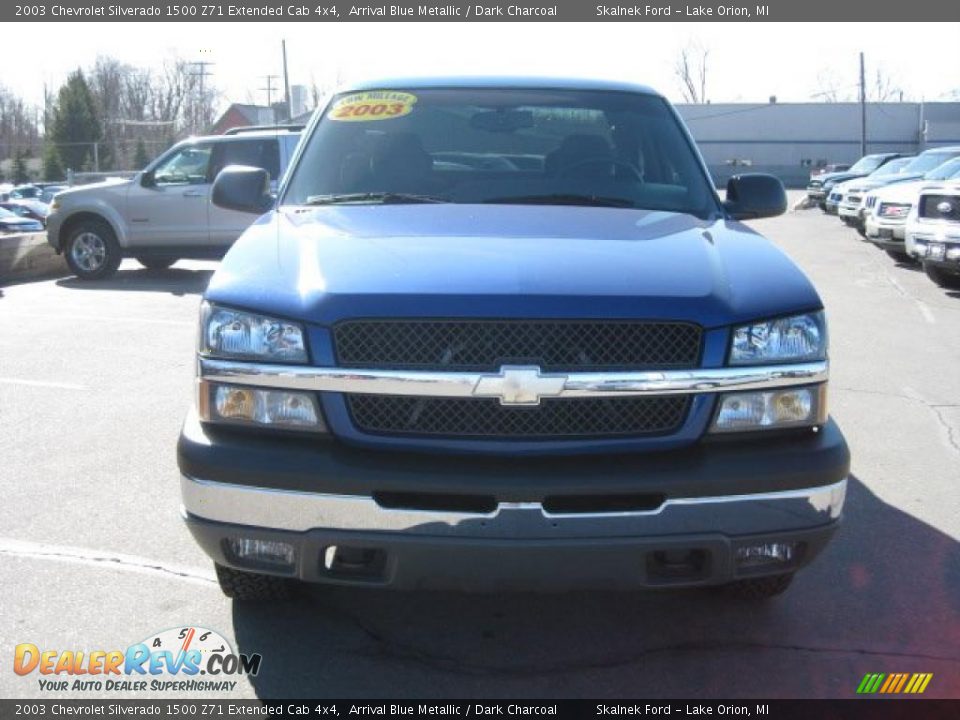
[178,78,850,601]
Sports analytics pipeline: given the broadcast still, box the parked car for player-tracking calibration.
[0,206,44,233]
[45,126,302,280]
[8,184,43,200]
[178,77,849,602]
[38,185,67,204]
[810,163,850,180]
[905,184,960,288]
[865,157,960,260]
[839,148,960,235]
[836,157,915,231]
[0,199,50,226]
[808,152,904,210]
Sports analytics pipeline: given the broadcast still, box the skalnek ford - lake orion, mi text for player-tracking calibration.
[596,4,768,16]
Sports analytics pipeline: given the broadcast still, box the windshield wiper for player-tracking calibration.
[303,192,450,205]
[482,193,635,208]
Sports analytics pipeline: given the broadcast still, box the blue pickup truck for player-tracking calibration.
[178,78,849,601]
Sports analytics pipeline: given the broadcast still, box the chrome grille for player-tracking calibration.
[334,320,702,372]
[346,395,690,439]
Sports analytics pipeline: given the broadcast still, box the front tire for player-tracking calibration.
[724,573,794,600]
[136,256,177,271]
[214,563,294,601]
[64,219,121,280]
[923,262,960,289]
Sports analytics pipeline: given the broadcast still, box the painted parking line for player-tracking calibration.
[0,537,215,586]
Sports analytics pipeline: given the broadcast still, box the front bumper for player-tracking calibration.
[178,411,849,590]
[866,217,906,242]
[45,212,64,251]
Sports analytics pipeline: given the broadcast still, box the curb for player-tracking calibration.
[0,232,69,286]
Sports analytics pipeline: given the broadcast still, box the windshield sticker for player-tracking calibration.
[328,91,417,122]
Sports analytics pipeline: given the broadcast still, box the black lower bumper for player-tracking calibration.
[177,411,849,501]
[185,513,840,591]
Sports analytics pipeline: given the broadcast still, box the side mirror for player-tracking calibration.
[211,166,274,214]
[140,170,155,188]
[723,173,787,221]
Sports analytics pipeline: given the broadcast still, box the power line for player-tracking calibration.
[188,61,214,132]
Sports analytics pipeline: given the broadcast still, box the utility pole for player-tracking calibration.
[261,75,280,123]
[282,40,292,121]
[859,52,867,156]
[188,61,214,133]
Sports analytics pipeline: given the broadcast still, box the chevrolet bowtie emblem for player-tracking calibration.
[473,365,567,406]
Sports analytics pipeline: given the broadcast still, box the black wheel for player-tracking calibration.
[215,563,294,601]
[724,573,794,600]
[855,224,866,238]
[885,249,912,263]
[923,262,960,289]
[136,256,178,271]
[64,219,122,280]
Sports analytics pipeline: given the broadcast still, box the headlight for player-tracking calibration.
[730,312,826,365]
[200,301,307,363]
[199,380,327,433]
[710,385,827,433]
[49,199,61,212]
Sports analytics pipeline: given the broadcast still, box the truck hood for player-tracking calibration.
[57,177,132,199]
[821,171,868,188]
[206,205,821,329]
[870,178,951,204]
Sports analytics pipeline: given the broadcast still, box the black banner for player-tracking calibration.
[0,700,958,719]
[5,0,960,23]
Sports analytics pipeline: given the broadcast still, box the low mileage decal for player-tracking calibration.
[328,91,417,121]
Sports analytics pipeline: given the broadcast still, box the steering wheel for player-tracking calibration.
[559,158,643,181]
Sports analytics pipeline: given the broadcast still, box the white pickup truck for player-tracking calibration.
[46,126,302,280]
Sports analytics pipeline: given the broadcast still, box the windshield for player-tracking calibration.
[868,157,913,177]
[925,157,960,180]
[848,154,890,173]
[283,88,719,218]
[906,151,960,175]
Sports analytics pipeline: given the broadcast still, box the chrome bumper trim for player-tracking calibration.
[199,358,828,400]
[181,475,847,539]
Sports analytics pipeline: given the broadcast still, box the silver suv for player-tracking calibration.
[46,127,302,280]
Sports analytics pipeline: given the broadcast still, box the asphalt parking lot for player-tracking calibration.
[1,196,958,699]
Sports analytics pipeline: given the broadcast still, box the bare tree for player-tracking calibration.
[813,69,853,102]
[675,41,710,104]
[871,68,903,102]
[0,85,41,163]
[813,64,904,102]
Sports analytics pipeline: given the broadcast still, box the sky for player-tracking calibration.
[8,22,958,113]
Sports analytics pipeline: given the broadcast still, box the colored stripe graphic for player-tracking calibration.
[857,672,932,694]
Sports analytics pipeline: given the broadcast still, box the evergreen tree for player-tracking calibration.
[49,70,102,172]
[13,150,29,184]
[133,139,151,169]
[43,144,65,181]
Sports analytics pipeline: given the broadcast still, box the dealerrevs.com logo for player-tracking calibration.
[14,626,261,693]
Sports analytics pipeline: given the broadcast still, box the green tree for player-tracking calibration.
[133,139,151,169]
[43,144,65,181]
[49,69,102,172]
[13,150,29,184]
